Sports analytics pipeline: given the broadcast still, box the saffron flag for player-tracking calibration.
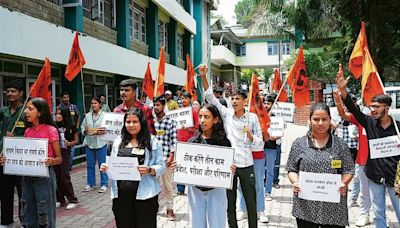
[142,63,154,100]
[349,22,368,79]
[154,48,165,97]
[30,58,52,112]
[361,48,384,106]
[184,54,198,101]
[65,32,86,81]
[248,73,270,136]
[286,46,310,107]
[271,69,288,102]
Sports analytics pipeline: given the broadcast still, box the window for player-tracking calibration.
[83,0,115,29]
[282,42,291,55]
[158,20,168,52]
[129,3,146,43]
[267,42,278,55]
[236,44,246,56]
[177,34,184,60]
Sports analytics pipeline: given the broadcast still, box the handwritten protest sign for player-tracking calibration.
[100,113,124,141]
[165,107,194,129]
[106,156,141,181]
[3,137,49,177]
[173,142,235,189]
[271,102,295,122]
[369,135,400,159]
[268,116,284,137]
[298,171,341,203]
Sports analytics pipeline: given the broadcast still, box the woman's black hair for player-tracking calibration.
[309,102,332,134]
[119,107,152,152]
[194,103,227,144]
[182,92,192,99]
[91,97,101,104]
[25,97,57,129]
[56,107,75,130]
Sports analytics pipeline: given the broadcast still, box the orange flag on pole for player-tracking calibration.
[184,54,198,101]
[248,73,270,136]
[271,69,288,102]
[361,48,384,106]
[30,58,52,112]
[154,48,165,97]
[286,46,310,107]
[65,32,86,81]
[349,22,368,79]
[142,62,154,100]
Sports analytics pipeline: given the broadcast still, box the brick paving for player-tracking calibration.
[11,124,400,227]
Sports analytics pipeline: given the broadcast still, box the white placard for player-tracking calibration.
[100,113,125,141]
[173,142,235,189]
[298,171,341,203]
[268,117,284,137]
[329,107,341,125]
[271,102,295,122]
[106,156,141,181]
[3,137,49,177]
[165,107,194,129]
[369,135,400,159]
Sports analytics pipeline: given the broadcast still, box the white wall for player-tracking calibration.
[153,0,196,34]
[0,6,186,86]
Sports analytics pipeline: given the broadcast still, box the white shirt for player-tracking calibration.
[204,87,263,167]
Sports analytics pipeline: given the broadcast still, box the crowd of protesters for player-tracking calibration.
[0,64,399,228]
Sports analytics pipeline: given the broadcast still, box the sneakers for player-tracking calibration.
[83,185,94,192]
[0,223,14,228]
[273,183,280,189]
[237,212,248,221]
[259,212,269,223]
[355,214,370,227]
[98,186,108,193]
[349,199,359,207]
[66,203,78,210]
[265,193,272,201]
[166,209,176,221]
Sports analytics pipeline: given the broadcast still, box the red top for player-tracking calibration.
[350,114,369,165]
[113,100,155,135]
[177,107,199,142]
[24,124,59,157]
[252,151,264,160]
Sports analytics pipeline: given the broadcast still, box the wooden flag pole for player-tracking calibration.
[80,70,86,114]
[268,73,289,116]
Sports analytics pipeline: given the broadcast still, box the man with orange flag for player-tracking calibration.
[65,32,86,82]
[31,58,52,112]
[154,48,165,97]
[286,46,310,107]
[348,22,367,79]
[271,69,288,102]
[142,62,154,100]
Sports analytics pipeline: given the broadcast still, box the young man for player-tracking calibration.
[0,82,25,227]
[153,96,177,221]
[113,79,155,134]
[176,92,199,195]
[58,91,81,169]
[337,68,400,227]
[200,65,263,228]
[99,95,111,112]
[174,90,183,107]
[165,90,179,111]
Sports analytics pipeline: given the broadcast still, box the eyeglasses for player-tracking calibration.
[368,105,387,111]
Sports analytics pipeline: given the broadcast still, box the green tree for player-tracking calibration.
[234,0,256,26]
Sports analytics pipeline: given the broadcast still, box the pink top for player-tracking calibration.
[24,124,59,158]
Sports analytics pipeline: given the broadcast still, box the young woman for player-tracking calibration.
[186,104,235,228]
[286,103,354,228]
[101,107,166,228]
[81,97,108,193]
[1,97,62,228]
[55,107,79,209]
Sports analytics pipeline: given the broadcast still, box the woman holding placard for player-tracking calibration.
[101,107,165,228]
[186,104,235,228]
[0,97,62,228]
[54,107,79,209]
[286,103,354,228]
[81,97,108,193]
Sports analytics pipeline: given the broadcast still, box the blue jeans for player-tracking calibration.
[273,144,281,184]
[20,168,56,228]
[85,145,108,187]
[240,158,265,212]
[368,178,400,227]
[351,164,361,201]
[188,186,227,228]
[177,184,185,193]
[264,148,277,194]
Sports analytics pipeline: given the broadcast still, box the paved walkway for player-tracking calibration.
[12,124,400,227]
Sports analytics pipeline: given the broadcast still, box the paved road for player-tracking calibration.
[12,124,400,227]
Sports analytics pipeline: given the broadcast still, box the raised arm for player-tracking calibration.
[333,90,351,121]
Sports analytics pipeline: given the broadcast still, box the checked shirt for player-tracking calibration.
[154,115,177,160]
